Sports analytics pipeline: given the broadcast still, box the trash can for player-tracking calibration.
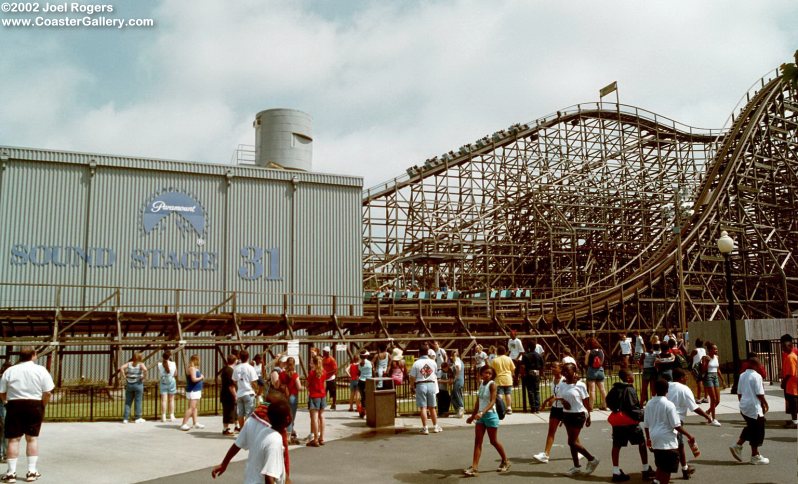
[366,378,396,428]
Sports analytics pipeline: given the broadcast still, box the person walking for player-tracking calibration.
[279,357,302,444]
[643,379,696,484]
[220,353,237,436]
[0,361,10,464]
[180,354,205,431]
[779,334,798,429]
[346,354,360,412]
[158,350,177,423]
[463,366,510,477]
[641,343,659,404]
[473,344,488,384]
[118,351,147,424]
[450,349,465,418]
[558,362,600,476]
[667,368,714,480]
[233,350,260,430]
[632,330,645,369]
[409,348,441,434]
[619,333,632,369]
[730,357,770,465]
[520,348,544,413]
[689,339,708,404]
[583,338,608,410]
[0,347,54,483]
[321,347,338,410]
[490,346,516,415]
[306,355,327,447]
[532,361,580,463]
[700,343,723,426]
[605,369,653,482]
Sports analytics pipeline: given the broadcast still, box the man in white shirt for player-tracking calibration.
[0,347,55,483]
[410,349,441,434]
[632,331,645,368]
[508,330,524,386]
[730,357,769,465]
[644,379,695,484]
[432,341,447,368]
[667,369,713,480]
[212,398,290,484]
[619,333,632,368]
[234,350,261,429]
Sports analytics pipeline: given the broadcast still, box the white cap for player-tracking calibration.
[427,349,436,358]
[323,346,331,353]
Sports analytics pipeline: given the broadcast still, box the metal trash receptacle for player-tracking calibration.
[365,378,396,428]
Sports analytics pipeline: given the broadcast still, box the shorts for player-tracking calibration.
[159,378,177,395]
[740,414,765,447]
[497,385,513,396]
[587,367,605,382]
[186,390,202,400]
[562,412,586,429]
[653,449,680,473]
[784,392,798,415]
[349,380,359,392]
[612,424,644,447]
[221,399,237,424]
[237,394,255,418]
[549,406,564,421]
[477,411,500,428]
[642,368,658,380]
[309,397,327,410]
[326,379,337,397]
[4,400,44,438]
[415,383,437,408]
[704,373,719,388]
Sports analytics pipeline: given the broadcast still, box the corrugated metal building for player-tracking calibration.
[0,144,363,314]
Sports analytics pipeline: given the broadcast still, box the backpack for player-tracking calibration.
[591,350,604,369]
[495,393,506,420]
[675,353,690,370]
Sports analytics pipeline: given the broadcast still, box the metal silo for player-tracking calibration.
[254,109,313,171]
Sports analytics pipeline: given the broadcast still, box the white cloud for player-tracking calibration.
[0,0,795,187]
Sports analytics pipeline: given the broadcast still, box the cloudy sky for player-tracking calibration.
[1,0,796,187]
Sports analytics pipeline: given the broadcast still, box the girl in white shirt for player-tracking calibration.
[556,363,600,476]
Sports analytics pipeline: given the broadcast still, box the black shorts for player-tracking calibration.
[326,380,337,397]
[612,424,644,447]
[740,414,766,447]
[562,412,586,429]
[4,400,45,438]
[549,406,564,421]
[221,398,237,424]
[653,449,680,473]
[785,392,798,415]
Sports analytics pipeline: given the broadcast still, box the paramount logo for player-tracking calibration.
[151,200,197,213]
[142,190,206,236]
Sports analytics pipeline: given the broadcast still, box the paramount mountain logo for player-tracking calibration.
[142,190,207,241]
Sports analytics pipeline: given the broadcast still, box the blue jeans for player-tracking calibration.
[124,382,144,420]
[452,379,464,411]
[287,394,298,435]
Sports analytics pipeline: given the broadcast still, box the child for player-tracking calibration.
[605,369,653,482]
[643,379,696,484]
[306,355,327,447]
[533,362,569,463]
[558,362,600,476]
[463,366,510,476]
[730,357,769,465]
[347,354,360,412]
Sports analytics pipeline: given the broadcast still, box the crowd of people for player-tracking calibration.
[0,330,795,483]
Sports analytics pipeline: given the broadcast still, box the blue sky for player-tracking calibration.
[1,0,796,186]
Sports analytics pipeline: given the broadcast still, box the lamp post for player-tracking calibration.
[716,230,740,392]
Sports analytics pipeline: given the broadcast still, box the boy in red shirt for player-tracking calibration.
[322,347,339,410]
[780,334,798,429]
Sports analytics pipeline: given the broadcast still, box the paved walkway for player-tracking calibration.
[8,386,797,483]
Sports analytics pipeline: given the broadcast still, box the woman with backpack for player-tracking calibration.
[583,338,608,410]
[119,351,148,424]
[463,365,510,476]
[158,350,177,422]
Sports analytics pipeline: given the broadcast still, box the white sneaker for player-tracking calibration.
[170,414,176,422]
[457,408,465,418]
[532,452,549,463]
[710,419,721,427]
[730,444,743,462]
[566,466,583,476]
[420,426,429,435]
[161,414,167,422]
[194,423,206,429]
[134,418,145,424]
[180,424,191,431]
[750,454,769,465]
[433,425,443,433]
[584,457,600,475]
[122,419,129,424]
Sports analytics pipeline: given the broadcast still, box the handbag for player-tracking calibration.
[608,411,639,427]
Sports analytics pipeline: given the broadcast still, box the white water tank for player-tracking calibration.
[254,109,313,171]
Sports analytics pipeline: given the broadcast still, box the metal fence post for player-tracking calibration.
[90,387,94,422]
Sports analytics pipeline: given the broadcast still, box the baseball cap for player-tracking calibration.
[427,349,436,358]
[323,346,331,353]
